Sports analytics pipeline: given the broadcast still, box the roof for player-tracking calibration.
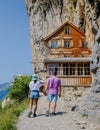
[42,21,85,41]
[44,57,91,63]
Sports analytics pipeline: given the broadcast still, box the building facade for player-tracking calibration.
[42,22,92,86]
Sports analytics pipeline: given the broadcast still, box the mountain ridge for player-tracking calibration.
[0,82,11,100]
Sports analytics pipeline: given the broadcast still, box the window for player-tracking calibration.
[63,63,68,75]
[82,41,88,47]
[63,63,75,75]
[70,63,75,75]
[64,55,70,58]
[77,63,90,75]
[84,63,90,75]
[82,55,88,57]
[65,27,70,34]
[47,63,90,76]
[51,41,58,48]
[48,64,53,75]
[77,63,83,75]
[64,41,70,48]
[47,64,60,75]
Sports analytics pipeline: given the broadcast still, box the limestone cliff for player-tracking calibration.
[25,0,76,73]
[25,0,99,72]
[25,0,100,126]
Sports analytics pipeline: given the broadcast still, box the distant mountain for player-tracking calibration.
[0,82,11,101]
[0,82,11,90]
[0,89,10,101]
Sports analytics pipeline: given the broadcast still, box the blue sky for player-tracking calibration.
[0,1,33,83]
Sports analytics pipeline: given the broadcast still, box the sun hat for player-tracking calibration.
[32,74,38,81]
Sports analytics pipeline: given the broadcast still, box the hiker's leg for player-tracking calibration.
[28,98,33,117]
[47,94,52,110]
[52,94,58,113]
[45,94,51,116]
[29,98,33,111]
[34,99,38,114]
[48,101,51,110]
[53,101,57,113]
[45,101,51,116]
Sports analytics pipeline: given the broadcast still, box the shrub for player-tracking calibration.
[0,75,31,130]
[0,101,2,110]
[8,75,31,101]
[0,98,29,130]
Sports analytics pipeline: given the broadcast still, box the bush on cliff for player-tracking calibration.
[8,75,31,101]
[0,75,31,130]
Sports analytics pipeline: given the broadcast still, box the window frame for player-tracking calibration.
[51,41,58,48]
[77,63,84,75]
[47,62,90,76]
[64,40,70,48]
[63,63,76,76]
[84,63,90,75]
[65,26,70,34]
[82,41,88,47]
[47,63,61,75]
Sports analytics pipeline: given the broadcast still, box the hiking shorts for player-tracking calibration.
[30,90,40,99]
[47,94,58,102]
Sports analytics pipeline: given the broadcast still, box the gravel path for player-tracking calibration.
[17,96,79,130]
[17,88,97,130]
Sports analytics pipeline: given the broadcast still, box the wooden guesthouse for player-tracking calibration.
[42,22,92,86]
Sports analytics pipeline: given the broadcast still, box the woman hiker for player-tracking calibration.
[28,74,46,117]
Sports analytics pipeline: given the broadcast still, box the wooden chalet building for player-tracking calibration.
[42,22,92,86]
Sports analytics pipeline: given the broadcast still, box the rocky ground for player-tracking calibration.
[17,87,100,130]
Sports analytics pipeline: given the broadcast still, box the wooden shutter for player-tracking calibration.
[58,40,61,47]
[79,39,82,47]
[62,39,64,47]
[70,40,73,47]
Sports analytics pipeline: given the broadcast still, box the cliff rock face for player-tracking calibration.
[25,0,100,126]
[25,0,99,72]
[25,0,75,73]
[85,0,100,125]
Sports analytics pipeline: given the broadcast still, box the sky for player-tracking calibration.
[0,1,33,83]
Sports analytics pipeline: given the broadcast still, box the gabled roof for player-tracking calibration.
[42,21,85,41]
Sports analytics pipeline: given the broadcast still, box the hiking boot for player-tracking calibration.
[28,111,32,118]
[33,113,37,117]
[45,110,50,116]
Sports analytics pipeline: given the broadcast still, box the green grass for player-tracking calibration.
[0,98,29,130]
